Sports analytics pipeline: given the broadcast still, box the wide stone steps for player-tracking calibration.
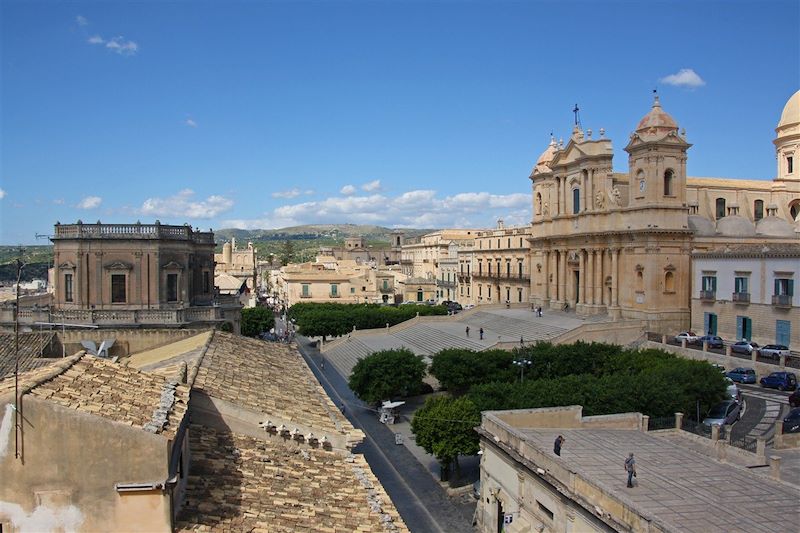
[325,338,374,379]
[459,311,568,340]
[394,324,486,355]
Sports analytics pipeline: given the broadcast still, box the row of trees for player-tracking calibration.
[346,342,729,482]
[289,302,448,338]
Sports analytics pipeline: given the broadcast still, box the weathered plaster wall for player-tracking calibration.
[0,398,172,532]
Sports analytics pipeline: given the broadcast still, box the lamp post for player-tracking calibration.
[513,358,532,383]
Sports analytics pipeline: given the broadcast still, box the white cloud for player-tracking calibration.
[185,118,197,128]
[660,68,706,88]
[105,36,138,56]
[53,198,64,205]
[87,35,104,45]
[139,189,234,219]
[361,179,382,192]
[76,15,88,26]
[0,188,6,199]
[76,196,102,209]
[340,185,356,195]
[223,189,531,230]
[271,188,314,199]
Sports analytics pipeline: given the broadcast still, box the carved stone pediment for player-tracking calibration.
[104,261,132,271]
[162,261,184,270]
[58,261,76,270]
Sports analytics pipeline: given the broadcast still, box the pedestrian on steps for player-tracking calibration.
[465,326,470,337]
[479,327,484,340]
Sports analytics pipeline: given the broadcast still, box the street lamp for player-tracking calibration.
[512,358,532,383]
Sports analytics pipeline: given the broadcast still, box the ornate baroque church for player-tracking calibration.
[528,91,800,332]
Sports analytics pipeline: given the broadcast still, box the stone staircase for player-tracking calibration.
[393,324,486,354]
[458,311,569,341]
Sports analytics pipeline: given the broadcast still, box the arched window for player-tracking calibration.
[664,271,675,292]
[790,200,800,221]
[573,188,580,214]
[754,200,764,221]
[636,270,644,292]
[715,198,726,219]
[535,192,542,215]
[663,169,674,196]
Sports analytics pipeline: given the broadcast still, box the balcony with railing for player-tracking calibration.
[699,290,716,301]
[52,221,215,244]
[471,271,530,282]
[772,294,793,307]
[732,292,750,304]
[1,304,230,326]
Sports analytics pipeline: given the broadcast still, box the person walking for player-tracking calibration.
[553,435,565,456]
[465,326,470,337]
[624,453,637,487]
[479,327,484,340]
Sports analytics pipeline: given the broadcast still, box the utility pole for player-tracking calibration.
[14,247,25,459]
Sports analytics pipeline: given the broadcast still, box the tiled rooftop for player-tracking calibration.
[519,428,800,532]
[193,332,347,435]
[0,332,59,379]
[175,424,407,533]
[16,354,190,439]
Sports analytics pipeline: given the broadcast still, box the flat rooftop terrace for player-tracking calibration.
[519,428,799,532]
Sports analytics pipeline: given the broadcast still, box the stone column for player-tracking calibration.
[675,412,684,430]
[597,249,605,306]
[559,249,567,303]
[578,250,585,305]
[611,248,619,307]
[588,250,596,305]
[543,250,550,301]
[561,176,567,215]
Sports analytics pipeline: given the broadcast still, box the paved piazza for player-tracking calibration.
[520,428,800,532]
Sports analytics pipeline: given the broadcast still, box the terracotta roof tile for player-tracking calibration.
[175,425,407,533]
[193,332,348,435]
[8,354,191,439]
[0,332,59,379]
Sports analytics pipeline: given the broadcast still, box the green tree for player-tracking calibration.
[411,395,481,481]
[240,306,275,337]
[289,302,446,339]
[429,348,516,396]
[279,239,295,265]
[348,349,427,405]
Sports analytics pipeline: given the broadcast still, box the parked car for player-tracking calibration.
[702,400,741,427]
[760,371,798,391]
[731,340,759,355]
[675,331,699,343]
[726,367,757,384]
[782,408,800,434]
[789,389,800,408]
[725,379,741,402]
[759,344,790,359]
[695,335,724,349]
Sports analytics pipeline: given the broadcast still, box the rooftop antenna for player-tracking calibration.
[573,104,582,129]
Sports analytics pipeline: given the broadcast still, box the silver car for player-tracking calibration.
[760,344,790,359]
[702,400,741,427]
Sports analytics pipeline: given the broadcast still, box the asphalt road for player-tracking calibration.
[295,336,476,533]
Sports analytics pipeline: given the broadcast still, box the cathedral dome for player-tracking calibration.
[688,215,715,236]
[636,95,678,134]
[756,216,796,237]
[777,90,800,130]
[531,136,558,176]
[716,215,755,237]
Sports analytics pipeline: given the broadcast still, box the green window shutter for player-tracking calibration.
[789,280,794,296]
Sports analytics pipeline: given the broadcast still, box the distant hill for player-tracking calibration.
[214,224,436,244]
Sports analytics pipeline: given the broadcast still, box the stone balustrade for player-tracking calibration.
[53,222,214,244]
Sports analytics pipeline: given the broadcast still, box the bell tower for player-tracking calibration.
[624,93,691,210]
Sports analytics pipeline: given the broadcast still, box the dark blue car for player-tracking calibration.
[726,367,757,384]
[760,371,798,391]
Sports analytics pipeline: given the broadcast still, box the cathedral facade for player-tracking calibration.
[528,91,799,333]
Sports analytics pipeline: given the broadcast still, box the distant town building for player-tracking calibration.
[214,237,258,307]
[470,221,532,306]
[276,256,405,307]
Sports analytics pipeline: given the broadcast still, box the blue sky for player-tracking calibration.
[1,0,798,244]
